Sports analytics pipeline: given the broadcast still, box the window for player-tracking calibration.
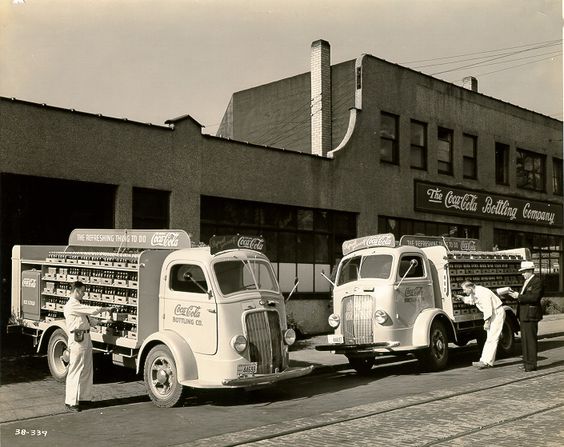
[200,196,357,296]
[213,259,278,295]
[517,149,546,192]
[463,134,477,179]
[437,127,453,175]
[410,120,427,170]
[337,254,393,285]
[170,264,208,294]
[398,255,425,278]
[495,142,509,185]
[494,229,563,293]
[133,187,170,229]
[553,158,563,196]
[380,112,399,164]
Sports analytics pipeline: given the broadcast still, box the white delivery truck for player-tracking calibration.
[316,234,528,373]
[10,229,312,407]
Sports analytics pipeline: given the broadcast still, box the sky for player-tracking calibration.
[0,0,562,135]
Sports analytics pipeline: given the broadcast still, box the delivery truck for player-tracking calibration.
[316,233,528,373]
[10,229,312,407]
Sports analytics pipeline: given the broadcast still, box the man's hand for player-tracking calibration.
[508,291,519,299]
[483,319,491,331]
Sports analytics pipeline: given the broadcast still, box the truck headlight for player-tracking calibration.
[328,313,340,328]
[283,328,296,345]
[231,335,247,353]
[374,309,389,325]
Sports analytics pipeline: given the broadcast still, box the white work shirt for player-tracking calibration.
[461,285,503,320]
[63,297,104,333]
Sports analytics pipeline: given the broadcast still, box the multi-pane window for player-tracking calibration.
[517,149,546,192]
[380,112,399,164]
[553,158,563,196]
[200,196,356,295]
[494,229,562,293]
[410,120,427,170]
[132,187,170,229]
[462,134,477,179]
[495,142,509,185]
[437,127,453,175]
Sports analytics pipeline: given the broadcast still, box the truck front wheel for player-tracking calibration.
[416,320,449,371]
[347,356,375,375]
[144,345,185,408]
[47,328,69,382]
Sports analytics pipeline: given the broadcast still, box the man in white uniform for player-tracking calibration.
[64,281,113,412]
[457,280,505,369]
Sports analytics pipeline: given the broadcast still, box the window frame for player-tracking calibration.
[495,142,510,185]
[553,157,563,196]
[437,127,454,176]
[380,112,399,165]
[462,133,478,180]
[516,148,546,192]
[410,120,427,170]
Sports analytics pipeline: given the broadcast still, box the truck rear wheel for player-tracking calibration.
[416,320,449,371]
[144,345,185,408]
[498,318,515,357]
[347,356,375,375]
[47,328,69,382]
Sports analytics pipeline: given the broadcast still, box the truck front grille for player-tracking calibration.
[342,295,374,344]
[245,310,283,374]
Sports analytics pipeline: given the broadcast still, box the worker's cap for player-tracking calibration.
[518,261,535,272]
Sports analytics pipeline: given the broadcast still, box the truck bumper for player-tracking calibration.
[222,365,314,387]
[315,341,400,354]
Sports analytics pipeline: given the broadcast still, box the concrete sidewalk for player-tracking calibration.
[1,314,563,424]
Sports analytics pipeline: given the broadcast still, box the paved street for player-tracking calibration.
[1,315,563,446]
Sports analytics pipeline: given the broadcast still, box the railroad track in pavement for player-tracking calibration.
[188,367,564,447]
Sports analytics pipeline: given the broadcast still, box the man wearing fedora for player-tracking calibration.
[509,261,544,372]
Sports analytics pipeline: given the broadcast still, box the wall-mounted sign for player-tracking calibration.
[414,181,563,227]
[68,229,192,249]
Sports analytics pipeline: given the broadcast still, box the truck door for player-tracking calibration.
[395,254,433,327]
[162,262,218,354]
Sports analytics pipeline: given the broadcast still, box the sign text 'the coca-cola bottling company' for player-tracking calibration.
[414,181,563,227]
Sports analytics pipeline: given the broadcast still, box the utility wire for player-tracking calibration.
[430,42,562,75]
[401,39,561,64]
[412,42,561,69]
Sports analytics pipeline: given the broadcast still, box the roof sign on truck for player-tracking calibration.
[68,229,192,250]
[342,233,396,256]
[399,235,480,251]
[209,235,265,254]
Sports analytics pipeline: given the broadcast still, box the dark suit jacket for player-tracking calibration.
[517,275,544,322]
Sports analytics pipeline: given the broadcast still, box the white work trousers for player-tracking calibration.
[480,306,506,366]
[65,333,94,406]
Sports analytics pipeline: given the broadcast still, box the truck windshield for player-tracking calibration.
[337,254,393,285]
[214,259,278,295]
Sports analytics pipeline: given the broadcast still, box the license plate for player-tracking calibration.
[328,334,344,344]
[237,362,257,376]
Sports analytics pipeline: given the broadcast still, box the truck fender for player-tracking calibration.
[412,308,456,347]
[137,330,198,382]
[502,305,520,333]
[37,322,68,353]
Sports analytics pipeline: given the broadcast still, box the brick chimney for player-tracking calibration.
[311,40,332,156]
[462,76,478,92]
